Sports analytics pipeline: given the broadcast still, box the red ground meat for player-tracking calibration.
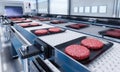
[17,18,25,21]
[10,18,25,21]
[113,29,120,32]
[13,21,23,23]
[59,21,65,23]
[69,24,87,29]
[19,23,30,27]
[81,38,104,49]
[30,23,39,26]
[34,29,48,35]
[10,18,17,21]
[65,45,90,61]
[48,27,61,33]
[50,20,60,24]
[78,24,88,27]
[106,31,120,38]
[69,24,80,29]
[23,20,32,22]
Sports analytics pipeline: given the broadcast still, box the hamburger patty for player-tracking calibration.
[81,38,104,49]
[30,23,39,26]
[19,23,30,27]
[19,23,40,27]
[34,29,48,35]
[69,24,87,29]
[65,45,90,60]
[106,30,120,38]
[48,27,61,33]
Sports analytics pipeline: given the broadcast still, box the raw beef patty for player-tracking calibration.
[106,30,120,38]
[34,29,48,35]
[65,45,90,60]
[81,38,104,49]
[48,27,61,33]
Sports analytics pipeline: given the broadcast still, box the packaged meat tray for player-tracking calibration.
[31,27,66,36]
[50,20,67,24]
[19,23,42,28]
[99,29,120,39]
[55,36,113,64]
[66,24,89,29]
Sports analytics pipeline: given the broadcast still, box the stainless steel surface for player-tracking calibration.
[0,25,23,72]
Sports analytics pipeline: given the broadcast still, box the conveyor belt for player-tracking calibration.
[23,23,85,46]
[87,42,120,72]
[45,21,110,37]
[44,20,120,43]
[16,19,120,72]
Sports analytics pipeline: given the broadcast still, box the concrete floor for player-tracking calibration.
[0,25,23,72]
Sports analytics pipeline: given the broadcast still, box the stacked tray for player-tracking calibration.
[99,29,120,39]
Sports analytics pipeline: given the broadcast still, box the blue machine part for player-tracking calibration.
[54,49,90,72]
[14,24,37,44]
[11,35,23,57]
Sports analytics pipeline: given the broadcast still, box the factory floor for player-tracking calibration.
[0,25,23,72]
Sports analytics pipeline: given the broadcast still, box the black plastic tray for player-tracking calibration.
[99,29,120,39]
[19,24,42,28]
[65,24,89,29]
[31,27,66,36]
[55,36,113,64]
